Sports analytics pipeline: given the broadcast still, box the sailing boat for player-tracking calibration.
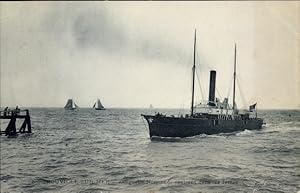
[93,99,105,110]
[64,99,78,110]
[141,30,264,138]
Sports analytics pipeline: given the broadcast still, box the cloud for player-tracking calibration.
[71,10,126,51]
[1,2,298,108]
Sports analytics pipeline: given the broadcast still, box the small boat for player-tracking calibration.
[64,99,78,110]
[93,99,105,110]
[141,30,264,138]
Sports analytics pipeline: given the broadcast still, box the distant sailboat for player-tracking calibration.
[93,99,105,110]
[149,104,154,109]
[64,99,78,110]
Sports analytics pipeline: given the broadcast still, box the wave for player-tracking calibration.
[235,129,254,136]
[2,108,299,193]
[151,136,182,142]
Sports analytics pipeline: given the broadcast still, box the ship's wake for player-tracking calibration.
[235,129,253,136]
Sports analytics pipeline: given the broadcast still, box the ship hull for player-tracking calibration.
[95,108,105,110]
[142,115,263,138]
[64,108,76,110]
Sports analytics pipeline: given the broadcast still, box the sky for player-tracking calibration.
[1,1,299,109]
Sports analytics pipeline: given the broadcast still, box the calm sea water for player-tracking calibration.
[1,108,299,193]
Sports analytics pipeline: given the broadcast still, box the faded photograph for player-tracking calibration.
[1,2,299,193]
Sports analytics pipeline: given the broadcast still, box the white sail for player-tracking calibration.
[94,99,105,110]
[64,99,73,109]
[65,99,77,110]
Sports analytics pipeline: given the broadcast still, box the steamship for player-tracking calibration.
[141,30,263,138]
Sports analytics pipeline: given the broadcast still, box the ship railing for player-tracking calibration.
[195,102,234,111]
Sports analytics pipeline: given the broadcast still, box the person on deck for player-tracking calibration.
[15,106,20,114]
[3,107,8,116]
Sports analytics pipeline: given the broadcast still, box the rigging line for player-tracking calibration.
[235,60,249,109]
[178,58,192,115]
[235,59,250,108]
[235,57,250,87]
[192,45,206,103]
[196,49,210,71]
[237,77,248,109]
[195,69,205,101]
[195,53,208,102]
[227,76,234,99]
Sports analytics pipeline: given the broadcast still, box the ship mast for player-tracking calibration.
[233,44,237,111]
[191,29,196,116]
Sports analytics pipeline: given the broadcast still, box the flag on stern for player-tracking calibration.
[249,103,257,112]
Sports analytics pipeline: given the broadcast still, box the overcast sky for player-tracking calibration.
[1,2,299,109]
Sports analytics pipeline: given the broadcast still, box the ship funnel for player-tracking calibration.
[208,70,216,106]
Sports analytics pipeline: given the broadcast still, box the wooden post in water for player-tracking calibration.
[0,109,32,136]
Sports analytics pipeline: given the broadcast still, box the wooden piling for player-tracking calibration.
[0,109,32,136]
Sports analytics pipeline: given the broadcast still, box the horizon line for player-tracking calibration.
[1,106,299,110]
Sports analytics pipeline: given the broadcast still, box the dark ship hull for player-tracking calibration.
[95,108,105,110]
[65,108,76,110]
[142,115,263,138]
[141,31,264,139]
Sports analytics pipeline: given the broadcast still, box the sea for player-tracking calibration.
[0,108,299,193]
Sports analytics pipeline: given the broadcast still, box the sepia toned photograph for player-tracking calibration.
[0,1,299,193]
